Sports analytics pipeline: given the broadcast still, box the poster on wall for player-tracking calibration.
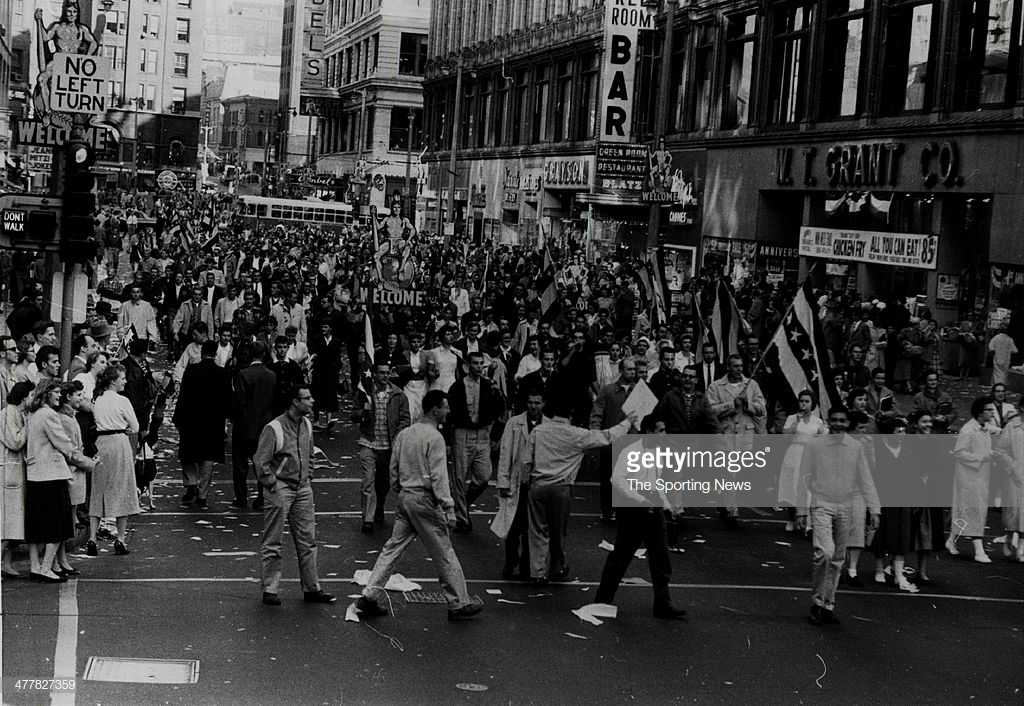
[937,273,961,302]
[759,244,800,285]
[662,245,696,292]
[701,237,757,285]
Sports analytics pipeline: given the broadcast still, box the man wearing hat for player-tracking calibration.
[90,317,113,352]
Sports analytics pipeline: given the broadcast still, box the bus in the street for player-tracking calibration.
[236,195,357,231]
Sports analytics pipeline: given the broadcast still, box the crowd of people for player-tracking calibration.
[0,186,1021,623]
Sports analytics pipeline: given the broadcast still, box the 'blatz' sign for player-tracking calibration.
[600,0,654,143]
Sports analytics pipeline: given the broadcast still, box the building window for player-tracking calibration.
[107,81,122,106]
[553,59,573,142]
[493,80,507,147]
[820,0,870,119]
[140,48,157,73]
[389,107,422,151]
[142,14,160,38]
[722,12,757,128]
[354,44,362,81]
[364,107,375,150]
[633,29,660,138]
[398,33,427,76]
[477,78,492,147]
[105,10,125,35]
[511,69,528,144]
[102,45,125,71]
[576,52,598,140]
[460,80,475,149]
[531,64,550,143]
[953,0,1023,109]
[138,84,156,111]
[767,3,814,125]
[880,1,939,114]
[174,52,189,77]
[345,48,353,83]
[171,88,186,114]
[176,18,191,42]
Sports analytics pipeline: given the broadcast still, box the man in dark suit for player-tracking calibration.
[447,351,506,532]
[268,335,306,416]
[590,355,639,524]
[648,346,678,401]
[517,348,558,413]
[695,342,724,393]
[173,340,231,509]
[201,271,225,311]
[231,341,277,510]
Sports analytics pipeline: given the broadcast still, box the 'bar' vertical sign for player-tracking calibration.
[600,0,654,143]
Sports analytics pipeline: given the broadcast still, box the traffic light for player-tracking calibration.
[61,141,98,263]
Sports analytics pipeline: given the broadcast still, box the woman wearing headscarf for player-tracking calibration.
[1,381,34,577]
[24,380,95,582]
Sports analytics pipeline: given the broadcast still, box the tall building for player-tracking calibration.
[314,0,430,214]
[87,0,205,187]
[0,0,14,190]
[221,95,278,172]
[203,0,284,83]
[424,0,1024,337]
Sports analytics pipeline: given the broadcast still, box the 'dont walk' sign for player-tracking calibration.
[49,53,113,116]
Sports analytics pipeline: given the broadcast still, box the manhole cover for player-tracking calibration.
[405,591,482,604]
[455,683,488,692]
[83,657,199,684]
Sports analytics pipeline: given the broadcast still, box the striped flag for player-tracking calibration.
[709,279,750,364]
[764,279,841,417]
[537,246,560,322]
[643,256,668,326]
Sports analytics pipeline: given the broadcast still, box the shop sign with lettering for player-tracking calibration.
[798,227,938,270]
[543,156,592,189]
[776,141,962,190]
[600,0,654,143]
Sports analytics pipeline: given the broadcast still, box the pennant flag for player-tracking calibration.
[118,324,139,359]
[199,226,220,251]
[709,279,750,364]
[538,246,561,323]
[764,279,841,417]
[825,193,848,216]
[868,192,892,222]
[690,286,707,357]
[643,254,668,326]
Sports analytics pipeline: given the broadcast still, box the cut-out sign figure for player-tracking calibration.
[33,0,103,128]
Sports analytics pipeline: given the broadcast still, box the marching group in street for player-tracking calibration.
[0,187,1022,627]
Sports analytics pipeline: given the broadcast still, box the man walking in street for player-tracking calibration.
[525,399,638,585]
[172,285,214,358]
[356,390,482,621]
[256,384,336,606]
[354,358,410,533]
[495,388,549,580]
[590,356,641,525]
[801,407,880,626]
[118,284,159,346]
[447,351,505,533]
[173,340,230,509]
[595,414,687,619]
[232,342,277,510]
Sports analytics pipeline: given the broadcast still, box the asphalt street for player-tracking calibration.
[2,375,1022,705]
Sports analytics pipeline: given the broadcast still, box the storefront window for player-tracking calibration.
[953,0,1022,109]
[880,1,939,114]
[821,0,869,119]
[722,12,757,129]
[768,2,814,125]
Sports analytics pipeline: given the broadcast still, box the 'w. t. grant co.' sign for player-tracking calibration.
[775,141,962,189]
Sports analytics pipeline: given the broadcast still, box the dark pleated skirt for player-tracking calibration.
[24,479,73,544]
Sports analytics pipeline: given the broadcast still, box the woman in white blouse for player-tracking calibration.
[87,365,140,557]
[777,390,828,532]
[429,325,460,393]
[73,350,108,404]
[947,396,999,563]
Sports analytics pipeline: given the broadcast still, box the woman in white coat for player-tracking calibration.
[994,397,1024,562]
[1,381,34,577]
[946,396,1000,563]
[777,390,827,533]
